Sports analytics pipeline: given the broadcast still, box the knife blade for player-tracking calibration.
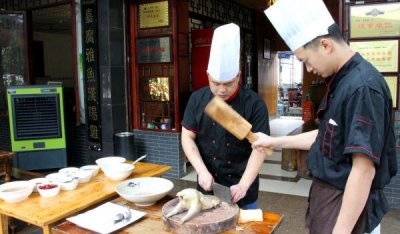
[212,182,232,204]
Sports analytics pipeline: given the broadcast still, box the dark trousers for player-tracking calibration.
[306,178,366,234]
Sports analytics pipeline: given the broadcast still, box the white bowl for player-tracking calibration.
[37,183,60,198]
[115,177,173,206]
[45,173,79,190]
[77,170,93,183]
[80,165,100,177]
[0,181,34,203]
[102,163,134,181]
[96,156,126,169]
[29,178,50,192]
[46,172,61,181]
[58,176,79,190]
[59,167,79,177]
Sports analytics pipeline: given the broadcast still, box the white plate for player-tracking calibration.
[67,202,145,234]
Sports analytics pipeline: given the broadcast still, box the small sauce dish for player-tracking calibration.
[37,183,60,198]
[29,178,50,192]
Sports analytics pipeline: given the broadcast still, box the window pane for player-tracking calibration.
[139,75,175,131]
[0,13,27,110]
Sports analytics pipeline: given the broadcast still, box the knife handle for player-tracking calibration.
[246,132,274,156]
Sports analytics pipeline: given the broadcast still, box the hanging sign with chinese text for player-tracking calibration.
[82,0,102,151]
[137,37,171,63]
[139,1,169,29]
[350,40,399,73]
[350,3,400,38]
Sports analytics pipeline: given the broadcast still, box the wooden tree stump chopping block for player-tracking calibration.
[162,197,239,234]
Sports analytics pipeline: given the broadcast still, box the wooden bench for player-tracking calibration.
[0,151,14,182]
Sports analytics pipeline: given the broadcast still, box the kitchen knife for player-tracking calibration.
[212,182,232,204]
[204,96,273,156]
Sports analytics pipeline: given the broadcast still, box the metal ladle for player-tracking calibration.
[132,154,147,165]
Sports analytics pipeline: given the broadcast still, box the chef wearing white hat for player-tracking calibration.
[252,0,397,233]
[181,23,270,209]
[207,23,240,85]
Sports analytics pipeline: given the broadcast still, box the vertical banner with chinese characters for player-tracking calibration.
[82,0,102,151]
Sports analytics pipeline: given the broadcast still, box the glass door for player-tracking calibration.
[0,11,29,113]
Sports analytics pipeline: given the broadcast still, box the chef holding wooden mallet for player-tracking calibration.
[181,23,270,209]
[252,0,397,233]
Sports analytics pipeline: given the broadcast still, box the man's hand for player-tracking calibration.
[252,132,275,153]
[198,170,214,191]
[230,183,248,203]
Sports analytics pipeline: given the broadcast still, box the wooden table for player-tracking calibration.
[0,162,171,234]
[53,196,284,234]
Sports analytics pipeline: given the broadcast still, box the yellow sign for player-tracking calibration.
[350,40,399,73]
[350,3,400,38]
[139,1,169,28]
[384,76,398,108]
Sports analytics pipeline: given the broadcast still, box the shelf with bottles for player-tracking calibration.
[138,74,177,131]
[139,101,175,131]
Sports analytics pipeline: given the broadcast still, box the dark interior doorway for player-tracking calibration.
[31,4,73,88]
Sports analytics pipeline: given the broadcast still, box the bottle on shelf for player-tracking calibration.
[302,91,314,122]
[141,112,147,128]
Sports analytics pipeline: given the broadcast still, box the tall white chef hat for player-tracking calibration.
[265,0,335,52]
[207,23,240,83]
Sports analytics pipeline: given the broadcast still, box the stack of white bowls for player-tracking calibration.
[59,167,93,184]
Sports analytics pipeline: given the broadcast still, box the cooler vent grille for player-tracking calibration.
[12,94,61,140]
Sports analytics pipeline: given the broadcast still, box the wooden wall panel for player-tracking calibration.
[256,10,280,116]
[177,0,189,93]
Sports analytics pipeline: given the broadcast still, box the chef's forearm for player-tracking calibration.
[333,153,375,234]
[181,127,209,174]
[238,149,265,189]
[182,140,208,174]
[277,129,318,150]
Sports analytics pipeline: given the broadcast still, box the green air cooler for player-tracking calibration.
[7,85,67,170]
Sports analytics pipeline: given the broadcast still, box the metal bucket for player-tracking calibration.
[114,132,136,161]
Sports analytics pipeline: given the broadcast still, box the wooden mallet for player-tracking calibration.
[205,96,273,156]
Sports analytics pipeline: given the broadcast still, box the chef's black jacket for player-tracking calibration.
[182,85,270,207]
[307,53,398,232]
